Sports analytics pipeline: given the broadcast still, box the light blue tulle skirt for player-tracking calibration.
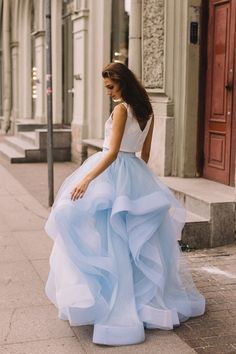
[45,150,205,346]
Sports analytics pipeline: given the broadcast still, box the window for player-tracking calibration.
[111,0,130,65]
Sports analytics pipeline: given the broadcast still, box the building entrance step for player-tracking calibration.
[0,142,26,162]
[5,136,38,154]
[18,131,37,145]
[161,177,235,249]
[0,126,72,163]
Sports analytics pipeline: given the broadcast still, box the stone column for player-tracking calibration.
[51,0,62,124]
[0,50,2,118]
[142,0,165,91]
[37,0,45,30]
[87,0,112,139]
[171,0,201,177]
[0,0,3,117]
[18,0,32,120]
[2,0,11,132]
[10,0,20,131]
[128,0,142,80]
[11,42,19,132]
[142,0,175,176]
[33,31,46,123]
[71,2,89,163]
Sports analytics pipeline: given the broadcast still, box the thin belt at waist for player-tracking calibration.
[103,147,136,157]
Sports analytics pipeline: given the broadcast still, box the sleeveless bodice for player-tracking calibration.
[103,103,152,153]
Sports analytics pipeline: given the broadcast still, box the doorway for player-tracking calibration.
[202,0,236,185]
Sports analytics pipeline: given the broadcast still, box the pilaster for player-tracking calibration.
[172,0,201,177]
[142,0,174,176]
[0,47,2,117]
[128,0,142,79]
[51,0,62,124]
[11,41,19,132]
[71,4,89,163]
[18,0,32,120]
[0,13,2,117]
[87,0,112,140]
[142,0,201,178]
[142,0,165,91]
[33,31,46,123]
[9,0,19,129]
[2,0,11,132]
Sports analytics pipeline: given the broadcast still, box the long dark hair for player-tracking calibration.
[102,63,153,124]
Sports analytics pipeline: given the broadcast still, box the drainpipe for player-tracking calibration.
[2,0,11,133]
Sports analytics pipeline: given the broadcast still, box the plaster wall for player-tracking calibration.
[142,0,201,177]
[172,0,201,177]
[32,0,46,124]
[34,33,46,123]
[10,1,19,129]
[87,0,111,139]
[71,2,89,162]
[0,0,2,117]
[51,0,62,124]
[142,0,175,176]
[11,44,19,130]
[18,0,32,120]
[129,0,142,79]
[71,0,112,163]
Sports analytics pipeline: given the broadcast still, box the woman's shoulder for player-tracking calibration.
[114,102,128,111]
[112,103,128,117]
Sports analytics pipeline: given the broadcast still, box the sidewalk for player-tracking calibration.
[0,156,236,353]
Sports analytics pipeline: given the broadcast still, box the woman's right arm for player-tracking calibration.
[141,115,154,163]
[71,104,127,200]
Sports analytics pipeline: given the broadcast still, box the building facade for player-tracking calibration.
[0,0,236,249]
[1,0,235,186]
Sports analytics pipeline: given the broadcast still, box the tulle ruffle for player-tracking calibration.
[45,150,205,345]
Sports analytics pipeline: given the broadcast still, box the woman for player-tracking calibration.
[45,62,205,346]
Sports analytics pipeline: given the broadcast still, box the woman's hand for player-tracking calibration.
[70,176,92,201]
[70,104,127,202]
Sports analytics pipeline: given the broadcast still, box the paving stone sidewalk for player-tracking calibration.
[176,246,236,354]
[0,152,236,353]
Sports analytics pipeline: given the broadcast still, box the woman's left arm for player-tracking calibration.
[71,104,127,200]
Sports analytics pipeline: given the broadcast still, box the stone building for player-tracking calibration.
[0,0,235,248]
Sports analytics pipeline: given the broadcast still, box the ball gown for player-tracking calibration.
[45,103,205,346]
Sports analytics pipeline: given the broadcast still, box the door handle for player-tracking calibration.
[225,83,233,90]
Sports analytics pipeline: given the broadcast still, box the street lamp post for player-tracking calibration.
[45,0,54,206]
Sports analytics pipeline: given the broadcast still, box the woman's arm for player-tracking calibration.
[71,104,127,200]
[141,115,154,163]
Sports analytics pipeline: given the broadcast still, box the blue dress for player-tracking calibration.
[45,103,205,346]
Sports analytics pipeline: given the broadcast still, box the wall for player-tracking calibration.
[71,0,112,163]
[142,0,201,177]
[142,0,175,176]
[172,0,201,177]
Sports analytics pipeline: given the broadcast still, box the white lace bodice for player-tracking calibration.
[103,102,152,153]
